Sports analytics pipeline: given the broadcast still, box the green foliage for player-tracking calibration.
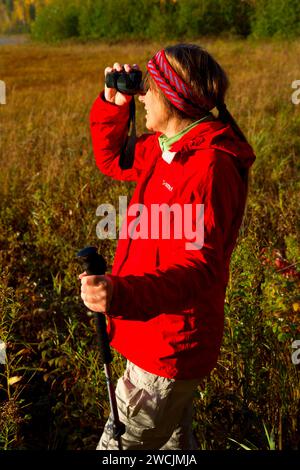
[142,0,178,40]
[176,0,253,37]
[78,0,159,41]
[252,0,300,38]
[30,0,257,43]
[31,0,80,42]
[2,0,300,41]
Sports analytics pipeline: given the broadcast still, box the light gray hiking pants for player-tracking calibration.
[97,360,200,450]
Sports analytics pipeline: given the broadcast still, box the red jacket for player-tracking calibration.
[90,93,256,379]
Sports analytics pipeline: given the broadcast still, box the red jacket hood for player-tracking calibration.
[167,120,256,170]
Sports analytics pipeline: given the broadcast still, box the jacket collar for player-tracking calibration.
[156,119,256,170]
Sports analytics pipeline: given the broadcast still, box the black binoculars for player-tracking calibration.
[105,69,143,95]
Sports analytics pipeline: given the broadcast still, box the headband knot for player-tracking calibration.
[217,102,227,112]
[217,102,228,122]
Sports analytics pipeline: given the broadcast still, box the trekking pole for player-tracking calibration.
[77,246,125,450]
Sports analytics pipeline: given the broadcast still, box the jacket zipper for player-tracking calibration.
[116,153,160,276]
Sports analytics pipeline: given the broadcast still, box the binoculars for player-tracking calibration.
[105,69,143,95]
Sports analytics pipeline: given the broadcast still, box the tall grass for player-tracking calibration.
[0,38,299,449]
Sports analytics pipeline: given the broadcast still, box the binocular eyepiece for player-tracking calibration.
[105,69,144,96]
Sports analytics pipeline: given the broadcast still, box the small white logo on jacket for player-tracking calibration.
[162,180,173,192]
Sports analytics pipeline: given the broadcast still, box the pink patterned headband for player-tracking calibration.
[147,49,211,117]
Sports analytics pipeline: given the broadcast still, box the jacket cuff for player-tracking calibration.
[106,274,133,318]
[90,91,131,122]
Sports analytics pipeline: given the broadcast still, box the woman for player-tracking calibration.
[80,43,256,450]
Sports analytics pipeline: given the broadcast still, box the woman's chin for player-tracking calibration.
[145,120,154,132]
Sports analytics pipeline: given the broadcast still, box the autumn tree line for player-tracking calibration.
[0,1,300,42]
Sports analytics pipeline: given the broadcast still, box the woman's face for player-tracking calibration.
[138,86,170,133]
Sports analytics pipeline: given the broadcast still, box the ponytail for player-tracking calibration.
[216,102,248,143]
[217,102,249,185]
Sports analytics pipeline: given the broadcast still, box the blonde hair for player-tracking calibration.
[144,43,228,120]
[145,43,247,142]
[164,43,229,119]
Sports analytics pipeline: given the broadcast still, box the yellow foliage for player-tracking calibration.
[1,0,52,29]
[292,303,300,312]
[8,376,22,386]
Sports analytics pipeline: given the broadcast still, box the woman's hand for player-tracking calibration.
[79,272,113,313]
[104,62,139,106]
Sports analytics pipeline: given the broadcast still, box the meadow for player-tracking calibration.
[0,37,299,450]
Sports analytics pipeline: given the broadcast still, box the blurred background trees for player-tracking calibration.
[0,0,299,41]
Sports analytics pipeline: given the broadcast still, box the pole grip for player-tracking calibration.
[77,246,112,364]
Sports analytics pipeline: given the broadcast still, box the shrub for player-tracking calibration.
[252,0,300,38]
[31,0,80,43]
[176,0,253,38]
[78,0,177,41]
[30,0,255,43]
